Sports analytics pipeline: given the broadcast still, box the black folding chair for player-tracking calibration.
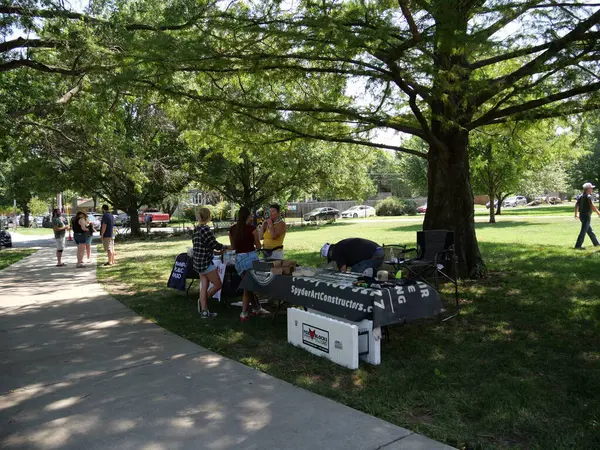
[399,230,459,318]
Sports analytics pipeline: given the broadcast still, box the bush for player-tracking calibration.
[376,197,405,216]
[402,200,418,216]
[375,198,419,216]
[182,207,197,222]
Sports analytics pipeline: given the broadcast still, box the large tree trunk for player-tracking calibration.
[488,189,496,224]
[424,134,484,278]
[21,204,30,228]
[127,205,141,237]
[496,193,503,216]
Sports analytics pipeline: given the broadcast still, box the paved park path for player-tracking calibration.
[0,240,454,450]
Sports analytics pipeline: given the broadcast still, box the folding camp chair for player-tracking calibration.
[399,230,459,317]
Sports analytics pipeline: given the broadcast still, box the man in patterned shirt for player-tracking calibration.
[192,207,226,318]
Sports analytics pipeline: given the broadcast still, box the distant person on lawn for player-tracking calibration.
[574,182,600,249]
[100,205,115,265]
[52,209,69,267]
[229,206,268,321]
[193,207,227,319]
[145,213,152,233]
[321,238,384,277]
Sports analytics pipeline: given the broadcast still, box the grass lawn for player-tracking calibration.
[10,227,54,236]
[97,215,600,449]
[0,248,36,270]
[475,204,576,217]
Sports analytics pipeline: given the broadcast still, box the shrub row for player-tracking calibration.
[375,198,418,216]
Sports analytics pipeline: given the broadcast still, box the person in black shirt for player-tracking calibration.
[574,182,600,249]
[321,238,384,276]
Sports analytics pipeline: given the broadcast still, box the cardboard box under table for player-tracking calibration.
[240,268,444,367]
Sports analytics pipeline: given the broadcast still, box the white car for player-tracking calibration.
[341,205,376,218]
[503,196,527,208]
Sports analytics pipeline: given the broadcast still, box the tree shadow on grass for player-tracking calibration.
[287,222,353,234]
[387,220,549,235]
[101,237,600,449]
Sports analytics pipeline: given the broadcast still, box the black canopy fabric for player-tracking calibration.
[240,269,444,327]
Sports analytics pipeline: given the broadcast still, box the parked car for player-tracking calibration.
[43,215,53,228]
[417,204,427,214]
[18,215,32,226]
[341,205,376,218]
[547,196,563,205]
[502,196,527,208]
[114,212,130,226]
[486,200,499,209]
[0,219,12,248]
[87,213,102,230]
[303,207,340,222]
[138,209,170,227]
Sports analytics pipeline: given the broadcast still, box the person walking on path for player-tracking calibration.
[193,207,226,319]
[71,211,88,268]
[52,209,69,267]
[85,216,96,263]
[229,206,268,321]
[574,182,600,249]
[100,205,116,266]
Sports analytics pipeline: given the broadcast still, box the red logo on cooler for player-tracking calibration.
[309,329,316,339]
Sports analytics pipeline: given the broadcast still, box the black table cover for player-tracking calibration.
[240,269,444,327]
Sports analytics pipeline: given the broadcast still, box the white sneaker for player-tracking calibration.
[252,307,270,316]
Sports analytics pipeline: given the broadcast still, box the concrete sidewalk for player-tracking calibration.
[0,245,453,450]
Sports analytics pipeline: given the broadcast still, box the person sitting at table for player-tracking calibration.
[229,206,269,321]
[260,204,286,260]
[192,207,227,319]
[321,238,384,277]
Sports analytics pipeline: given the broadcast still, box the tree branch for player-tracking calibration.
[469,81,600,128]
[475,9,600,106]
[0,58,86,75]
[0,5,210,32]
[398,0,421,42]
[134,79,425,137]
[0,37,58,53]
[234,109,428,159]
[481,102,600,125]
[472,1,544,41]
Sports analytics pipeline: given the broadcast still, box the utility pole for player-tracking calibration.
[10,154,17,231]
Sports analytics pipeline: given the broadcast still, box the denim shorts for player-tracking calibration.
[85,235,93,245]
[74,233,87,245]
[234,251,259,276]
[197,263,217,275]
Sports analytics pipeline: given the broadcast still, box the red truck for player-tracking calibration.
[138,209,170,227]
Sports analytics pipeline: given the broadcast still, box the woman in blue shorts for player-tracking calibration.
[71,211,89,268]
[229,206,266,321]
